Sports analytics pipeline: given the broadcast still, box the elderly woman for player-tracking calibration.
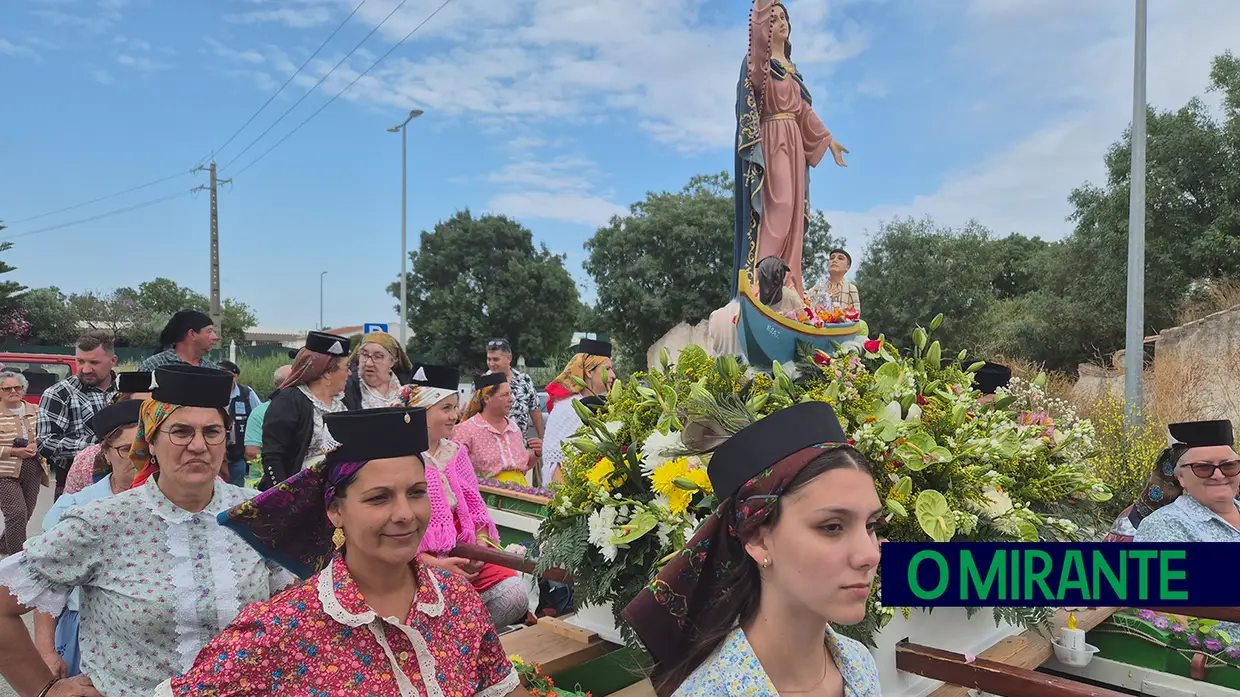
[541,339,615,484]
[343,331,413,410]
[62,371,154,496]
[454,373,539,485]
[401,366,531,628]
[259,331,351,490]
[0,364,296,697]
[0,370,40,557]
[157,407,526,696]
[34,399,141,680]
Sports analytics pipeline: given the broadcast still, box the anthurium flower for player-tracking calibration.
[864,338,882,353]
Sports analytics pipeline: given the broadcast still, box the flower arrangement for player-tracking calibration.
[535,314,1113,647]
[781,303,860,328]
[479,477,553,499]
[508,655,593,697]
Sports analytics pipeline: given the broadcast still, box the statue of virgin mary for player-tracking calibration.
[732,0,849,301]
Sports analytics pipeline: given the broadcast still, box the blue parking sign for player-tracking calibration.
[363,323,389,334]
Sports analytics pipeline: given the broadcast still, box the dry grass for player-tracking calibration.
[1176,279,1240,325]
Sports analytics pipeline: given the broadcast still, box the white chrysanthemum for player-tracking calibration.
[640,429,683,476]
[587,507,620,561]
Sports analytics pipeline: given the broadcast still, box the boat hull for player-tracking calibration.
[735,271,860,365]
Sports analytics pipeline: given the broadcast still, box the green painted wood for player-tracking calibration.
[1091,620,1240,690]
[550,646,651,696]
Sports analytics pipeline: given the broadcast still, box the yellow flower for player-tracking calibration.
[586,457,625,491]
[651,457,690,495]
[685,467,712,494]
[651,458,712,514]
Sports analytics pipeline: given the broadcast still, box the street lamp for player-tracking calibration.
[1123,0,1147,429]
[320,271,328,330]
[388,109,424,348]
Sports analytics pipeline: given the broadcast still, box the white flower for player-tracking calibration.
[982,486,1014,518]
[504,543,527,555]
[603,420,623,436]
[587,506,620,561]
[656,522,674,548]
[640,429,683,476]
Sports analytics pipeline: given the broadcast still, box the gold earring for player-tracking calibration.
[332,528,346,550]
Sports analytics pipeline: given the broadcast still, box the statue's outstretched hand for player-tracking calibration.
[830,141,849,167]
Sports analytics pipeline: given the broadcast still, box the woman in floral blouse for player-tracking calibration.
[0,364,295,697]
[401,365,530,628]
[454,374,539,485]
[622,402,883,697]
[63,371,153,496]
[159,407,526,697]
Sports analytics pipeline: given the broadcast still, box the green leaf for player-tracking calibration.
[886,498,908,517]
[610,511,659,545]
[857,320,869,336]
[987,396,1020,412]
[915,490,956,542]
[874,361,903,393]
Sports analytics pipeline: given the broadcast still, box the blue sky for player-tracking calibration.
[1,0,1237,333]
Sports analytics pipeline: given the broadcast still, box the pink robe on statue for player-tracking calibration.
[749,0,834,297]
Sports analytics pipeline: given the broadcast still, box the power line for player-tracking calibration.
[233,0,454,179]
[0,188,199,242]
[5,170,193,225]
[222,0,416,172]
[209,0,371,162]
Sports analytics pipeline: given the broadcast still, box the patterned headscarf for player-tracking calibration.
[621,443,846,667]
[283,347,339,389]
[220,457,369,578]
[350,331,413,374]
[463,384,501,420]
[1127,446,1186,530]
[546,353,610,411]
[399,383,457,409]
[128,399,182,489]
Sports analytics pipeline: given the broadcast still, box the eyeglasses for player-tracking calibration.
[1179,460,1240,479]
[487,339,510,351]
[110,443,134,459]
[159,425,228,446]
[0,385,23,393]
[358,350,391,363]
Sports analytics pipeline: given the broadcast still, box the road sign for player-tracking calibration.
[363,323,389,334]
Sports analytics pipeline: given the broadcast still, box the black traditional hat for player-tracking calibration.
[575,337,612,358]
[974,362,1012,395]
[411,364,460,391]
[1168,420,1235,449]
[116,371,155,394]
[707,401,847,500]
[151,364,233,409]
[579,395,607,413]
[323,407,428,464]
[474,372,507,391]
[305,331,350,357]
[159,310,213,347]
[89,400,142,442]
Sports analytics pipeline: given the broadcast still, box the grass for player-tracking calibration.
[118,353,290,397]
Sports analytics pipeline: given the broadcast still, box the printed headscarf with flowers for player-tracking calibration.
[545,353,609,412]
[622,440,850,667]
[463,384,501,420]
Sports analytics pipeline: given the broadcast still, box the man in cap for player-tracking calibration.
[218,360,261,486]
[36,331,118,499]
[484,338,544,441]
[139,309,220,371]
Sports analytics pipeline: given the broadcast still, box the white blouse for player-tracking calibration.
[0,477,295,697]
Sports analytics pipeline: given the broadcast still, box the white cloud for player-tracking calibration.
[90,68,113,84]
[0,38,39,59]
[116,53,170,71]
[488,191,628,228]
[823,0,1240,251]
[208,0,869,152]
[485,154,628,227]
[225,6,335,28]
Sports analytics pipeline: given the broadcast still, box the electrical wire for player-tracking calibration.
[221,0,416,171]
[232,0,455,179]
[210,0,371,162]
[5,170,194,225]
[0,188,199,241]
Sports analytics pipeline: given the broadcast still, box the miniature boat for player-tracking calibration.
[735,271,861,365]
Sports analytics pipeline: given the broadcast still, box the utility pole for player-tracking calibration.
[388,109,424,348]
[1123,0,1148,429]
[193,164,230,330]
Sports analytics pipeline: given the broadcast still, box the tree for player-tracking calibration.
[0,242,26,310]
[68,279,258,347]
[18,287,79,345]
[586,171,840,355]
[388,210,580,372]
[855,218,1000,351]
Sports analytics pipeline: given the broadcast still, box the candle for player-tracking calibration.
[1061,612,1086,651]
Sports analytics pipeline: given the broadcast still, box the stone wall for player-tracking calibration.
[1152,305,1240,424]
[646,318,712,370]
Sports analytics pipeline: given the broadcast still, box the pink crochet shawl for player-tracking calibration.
[418,441,500,555]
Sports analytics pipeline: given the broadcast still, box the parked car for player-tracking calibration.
[0,352,76,404]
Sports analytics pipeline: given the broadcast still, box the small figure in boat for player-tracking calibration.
[807,248,861,317]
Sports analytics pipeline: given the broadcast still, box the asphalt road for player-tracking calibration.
[1,484,54,697]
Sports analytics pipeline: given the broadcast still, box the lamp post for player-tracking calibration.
[388,109,424,348]
[319,271,328,331]
[1123,0,1148,429]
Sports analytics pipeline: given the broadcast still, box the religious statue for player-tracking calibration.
[731,0,849,302]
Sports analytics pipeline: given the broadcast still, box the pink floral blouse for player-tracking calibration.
[63,442,101,495]
[157,555,519,697]
[452,415,532,479]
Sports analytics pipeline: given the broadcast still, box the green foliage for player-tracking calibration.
[0,242,26,309]
[388,210,579,373]
[63,278,258,347]
[585,172,840,360]
[17,287,79,345]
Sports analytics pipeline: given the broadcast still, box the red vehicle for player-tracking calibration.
[0,353,77,404]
